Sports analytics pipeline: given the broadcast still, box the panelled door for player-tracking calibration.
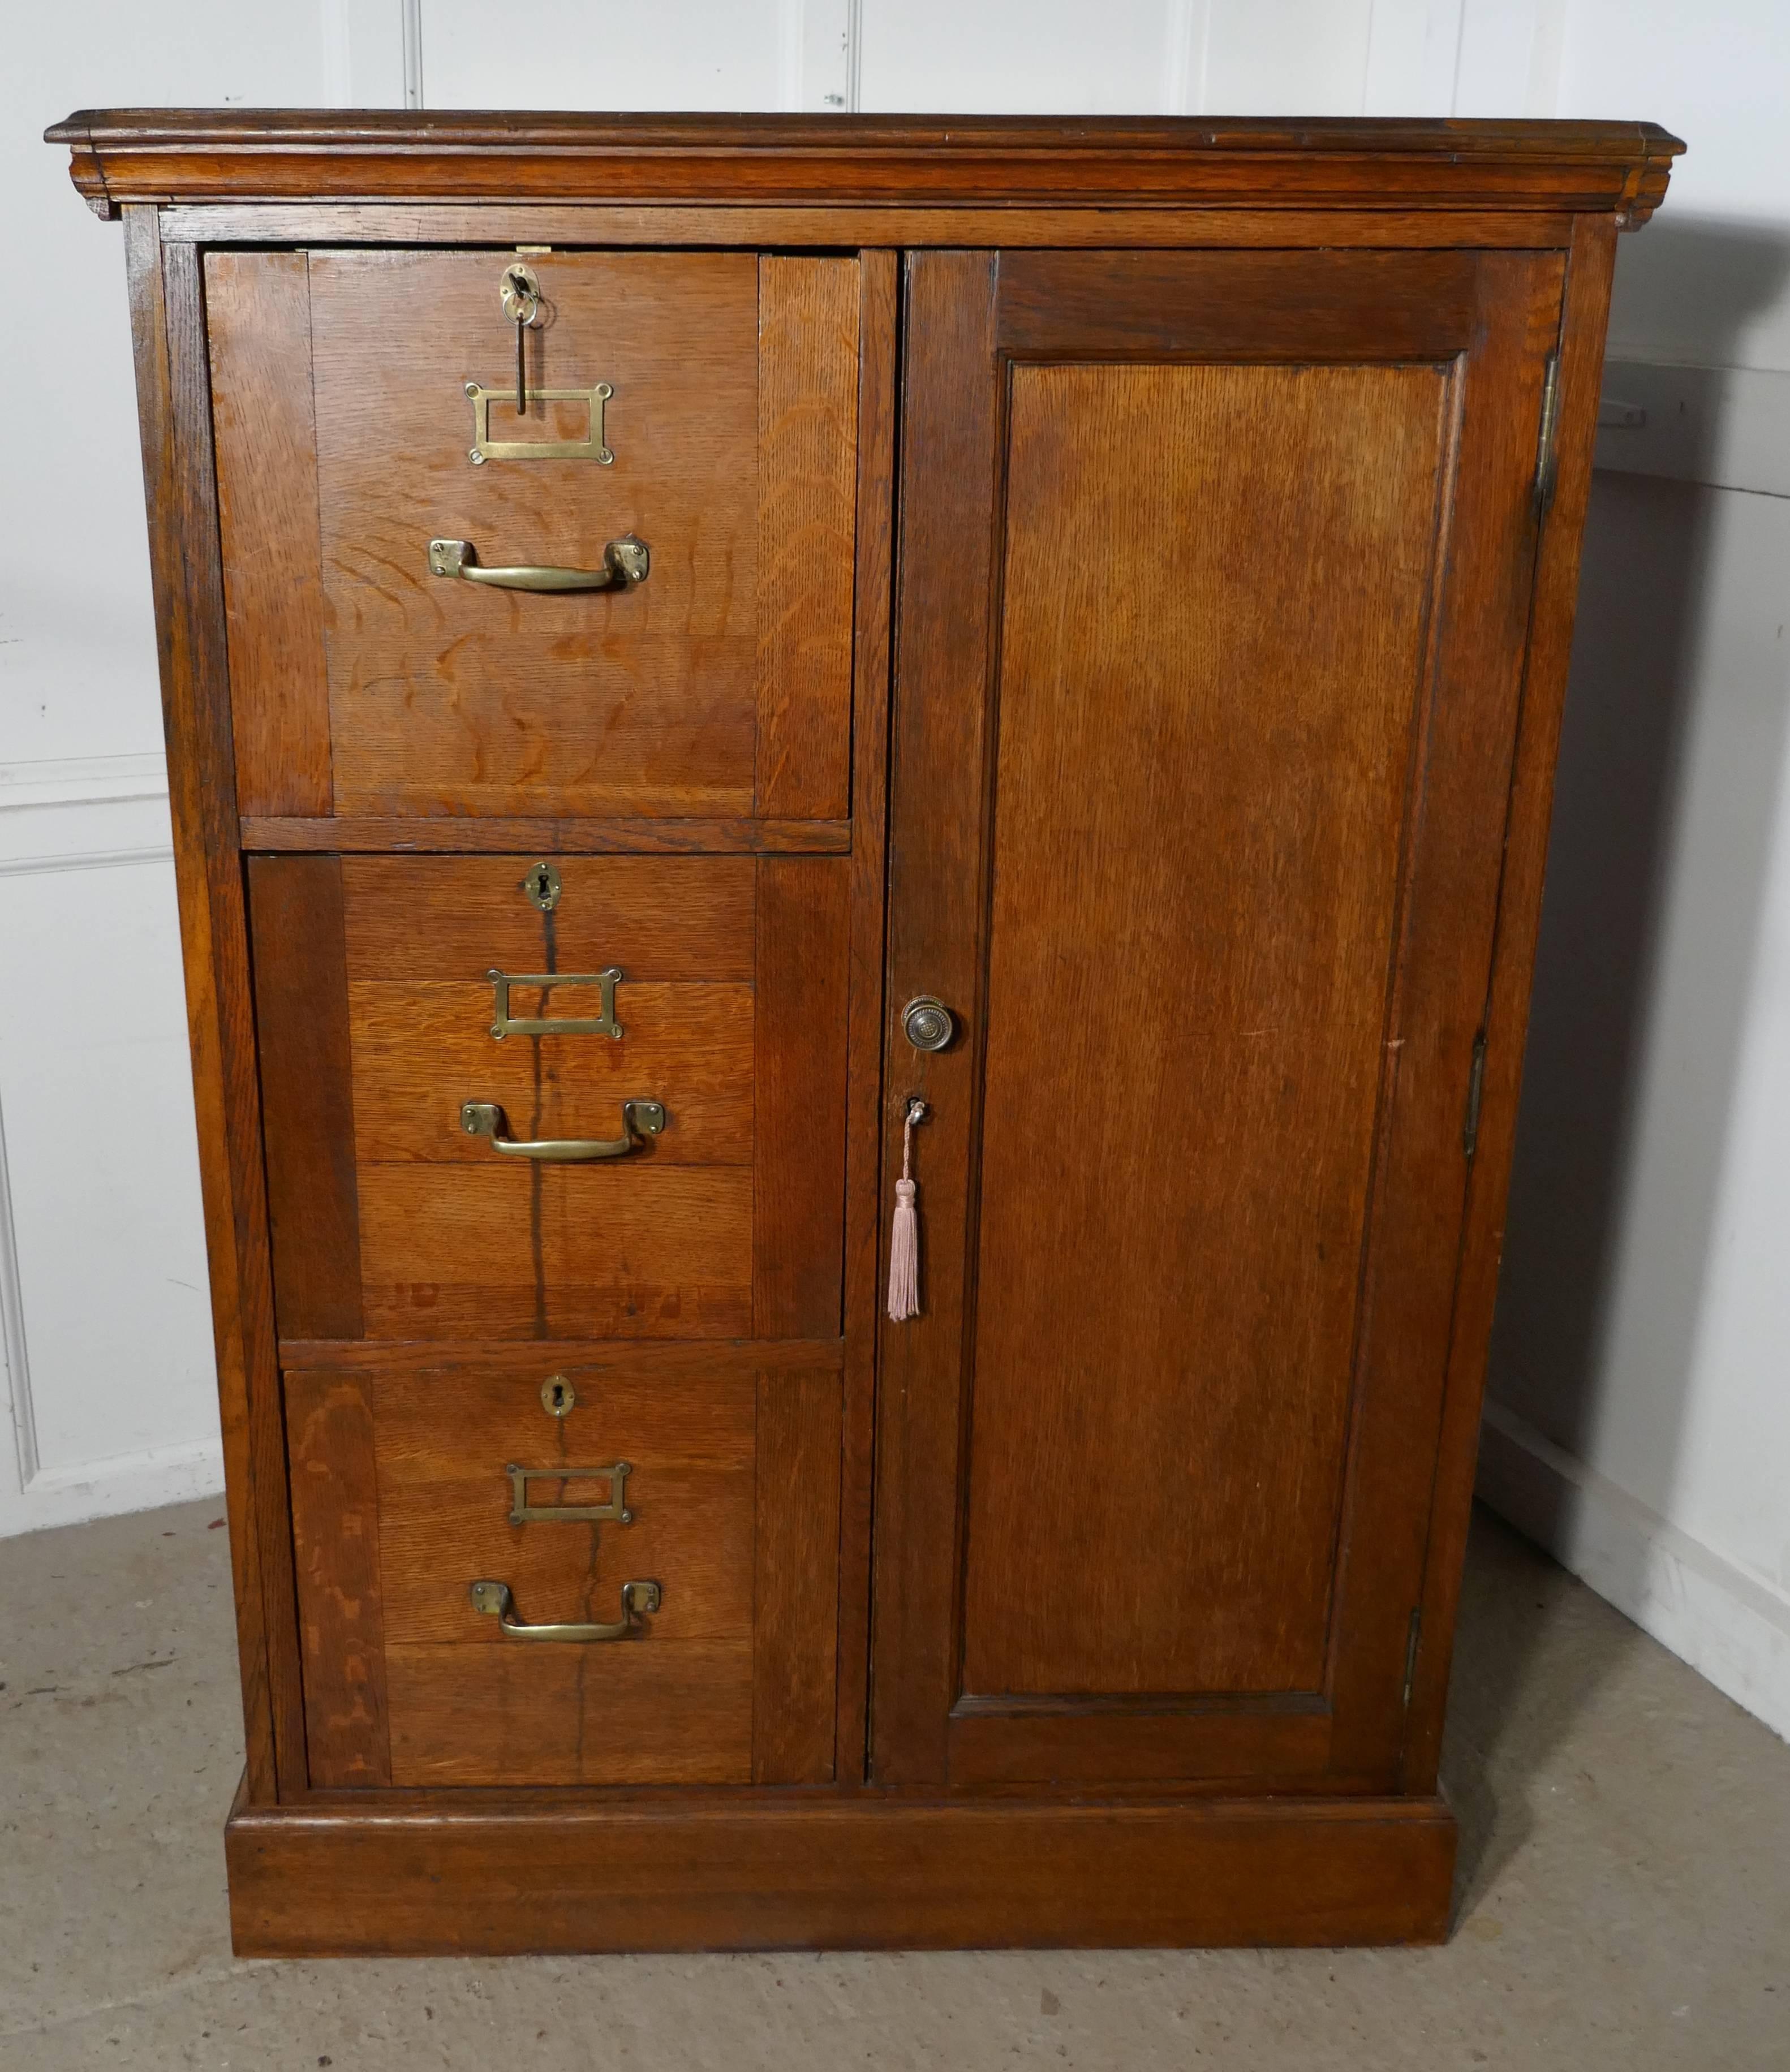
[872,248,1564,1790]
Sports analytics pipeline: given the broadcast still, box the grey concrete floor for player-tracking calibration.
[1,1501,1786,2070]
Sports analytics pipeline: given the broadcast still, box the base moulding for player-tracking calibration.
[225,1778,1458,1955]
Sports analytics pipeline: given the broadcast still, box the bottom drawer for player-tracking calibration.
[283,1344,841,1790]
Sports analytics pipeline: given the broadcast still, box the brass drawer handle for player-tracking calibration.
[428,533,649,592]
[469,1578,660,1642]
[459,1097,665,1160]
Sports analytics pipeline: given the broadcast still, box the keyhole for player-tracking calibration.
[540,1373,575,1418]
[522,860,562,912]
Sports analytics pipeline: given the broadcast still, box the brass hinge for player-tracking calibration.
[1462,1032,1487,1160]
[1402,1608,1423,1710]
[1534,352,1563,514]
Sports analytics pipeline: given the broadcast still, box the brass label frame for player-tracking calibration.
[505,1461,633,1527]
[488,967,622,1041]
[466,379,614,463]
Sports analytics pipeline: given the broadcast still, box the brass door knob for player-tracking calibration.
[902,996,956,1052]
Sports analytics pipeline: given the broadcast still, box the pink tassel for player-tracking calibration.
[887,1099,926,1322]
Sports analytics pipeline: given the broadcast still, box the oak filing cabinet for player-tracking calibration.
[49,110,1681,1953]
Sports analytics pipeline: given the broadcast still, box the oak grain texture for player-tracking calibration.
[309,251,760,819]
[960,361,1449,1706]
[276,1336,844,1380]
[158,203,1589,252]
[204,251,331,816]
[870,251,1000,1787]
[52,109,1683,220]
[834,247,899,1785]
[752,857,850,1337]
[875,244,1568,1794]
[752,1368,844,1784]
[240,816,852,856]
[124,211,303,1802]
[246,856,363,1339]
[224,1780,1459,1954]
[333,855,756,1339]
[285,1370,390,1786]
[757,257,859,819]
[370,1361,756,1786]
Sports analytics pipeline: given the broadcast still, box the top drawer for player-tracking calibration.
[205,249,860,825]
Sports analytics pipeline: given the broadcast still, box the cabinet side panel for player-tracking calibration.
[124,209,302,1800]
[757,256,860,820]
[205,251,332,818]
[286,1369,390,1786]
[1401,217,1620,1790]
[247,855,364,1340]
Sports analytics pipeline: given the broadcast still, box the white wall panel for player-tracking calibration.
[1203,0,1375,117]
[420,0,789,110]
[858,0,1176,115]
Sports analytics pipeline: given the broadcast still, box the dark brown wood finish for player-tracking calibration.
[1400,212,1622,1791]
[123,208,304,1803]
[758,257,859,820]
[752,858,851,1338]
[63,109,1675,1953]
[205,252,332,817]
[835,247,900,1786]
[157,203,1588,251]
[752,1367,845,1784]
[874,243,1567,1791]
[225,1779,1457,1954]
[51,111,1681,220]
[286,1370,390,1786]
[246,856,362,1339]
[239,817,853,855]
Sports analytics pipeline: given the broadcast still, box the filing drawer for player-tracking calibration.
[248,852,848,1342]
[207,249,860,824]
[285,1344,842,1787]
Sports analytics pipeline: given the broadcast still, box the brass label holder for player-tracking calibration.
[466,379,614,464]
[505,1461,633,1527]
[489,967,622,1041]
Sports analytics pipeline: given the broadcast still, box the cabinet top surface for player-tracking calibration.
[49,110,1681,225]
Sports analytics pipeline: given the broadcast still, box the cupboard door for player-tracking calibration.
[873,249,1564,1789]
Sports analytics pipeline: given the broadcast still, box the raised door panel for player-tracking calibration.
[206,251,858,824]
[872,247,1563,1789]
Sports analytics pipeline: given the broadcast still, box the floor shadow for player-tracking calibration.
[1444,1505,1650,1914]
[1453,209,1790,1911]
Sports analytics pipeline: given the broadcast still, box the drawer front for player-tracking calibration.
[208,249,859,823]
[285,1345,842,1788]
[249,853,847,1341]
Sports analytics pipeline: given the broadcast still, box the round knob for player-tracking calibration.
[902,996,956,1053]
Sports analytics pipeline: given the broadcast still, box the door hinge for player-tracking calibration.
[1402,1608,1423,1710]
[1534,351,1563,514]
[1462,1032,1487,1160]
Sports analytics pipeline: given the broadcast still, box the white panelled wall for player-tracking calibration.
[6,2,1787,1742]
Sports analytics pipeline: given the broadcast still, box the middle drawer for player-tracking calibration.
[248,852,849,1343]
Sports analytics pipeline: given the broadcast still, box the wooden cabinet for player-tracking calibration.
[51,108,1680,1955]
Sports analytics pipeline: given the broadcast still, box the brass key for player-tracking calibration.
[499,261,541,415]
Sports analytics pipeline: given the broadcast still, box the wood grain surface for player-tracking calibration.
[247,856,363,1339]
[875,243,1567,1792]
[961,361,1449,1701]
[286,1371,390,1786]
[224,1782,1458,1954]
[205,252,331,816]
[53,109,1683,222]
[757,257,859,819]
